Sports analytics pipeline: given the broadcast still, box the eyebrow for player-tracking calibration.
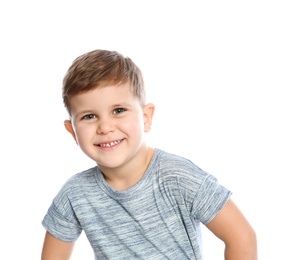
[74,103,133,116]
[111,103,133,108]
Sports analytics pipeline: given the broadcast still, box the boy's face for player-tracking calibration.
[64,83,154,170]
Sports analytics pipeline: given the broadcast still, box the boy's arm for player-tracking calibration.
[205,198,258,260]
[41,231,75,260]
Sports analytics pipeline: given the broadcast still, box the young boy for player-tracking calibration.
[41,49,257,259]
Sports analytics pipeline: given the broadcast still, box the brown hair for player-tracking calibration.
[62,49,145,115]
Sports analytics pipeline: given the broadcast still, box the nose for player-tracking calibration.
[96,117,114,135]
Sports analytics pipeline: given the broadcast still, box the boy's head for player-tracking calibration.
[63,49,145,115]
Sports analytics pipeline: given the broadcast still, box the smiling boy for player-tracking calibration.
[41,49,257,259]
[64,84,154,190]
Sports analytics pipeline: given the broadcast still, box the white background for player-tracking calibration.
[1,1,292,259]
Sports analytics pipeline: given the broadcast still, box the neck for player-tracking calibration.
[99,146,155,191]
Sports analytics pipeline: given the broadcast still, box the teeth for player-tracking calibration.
[99,139,122,147]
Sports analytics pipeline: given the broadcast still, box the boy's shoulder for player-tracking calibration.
[154,148,207,179]
[153,149,215,201]
[155,148,200,168]
[59,166,98,193]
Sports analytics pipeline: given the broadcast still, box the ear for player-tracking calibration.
[143,103,155,132]
[64,120,78,144]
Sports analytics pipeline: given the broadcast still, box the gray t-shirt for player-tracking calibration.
[42,149,231,259]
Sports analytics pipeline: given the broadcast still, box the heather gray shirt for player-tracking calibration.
[42,149,231,259]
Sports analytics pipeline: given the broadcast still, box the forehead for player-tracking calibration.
[69,83,139,110]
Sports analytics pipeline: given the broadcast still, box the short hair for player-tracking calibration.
[62,49,145,115]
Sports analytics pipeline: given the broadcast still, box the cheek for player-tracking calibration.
[74,125,94,143]
[132,115,144,130]
[122,114,144,132]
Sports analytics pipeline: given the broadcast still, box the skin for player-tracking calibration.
[64,83,155,190]
[42,83,257,259]
[206,199,258,259]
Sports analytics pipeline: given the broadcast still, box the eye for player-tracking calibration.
[113,108,126,115]
[82,114,96,120]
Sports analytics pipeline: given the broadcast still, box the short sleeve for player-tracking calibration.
[191,174,232,225]
[42,191,82,242]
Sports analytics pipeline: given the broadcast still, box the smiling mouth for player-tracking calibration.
[97,139,123,147]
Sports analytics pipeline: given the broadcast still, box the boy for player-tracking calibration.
[41,49,257,259]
